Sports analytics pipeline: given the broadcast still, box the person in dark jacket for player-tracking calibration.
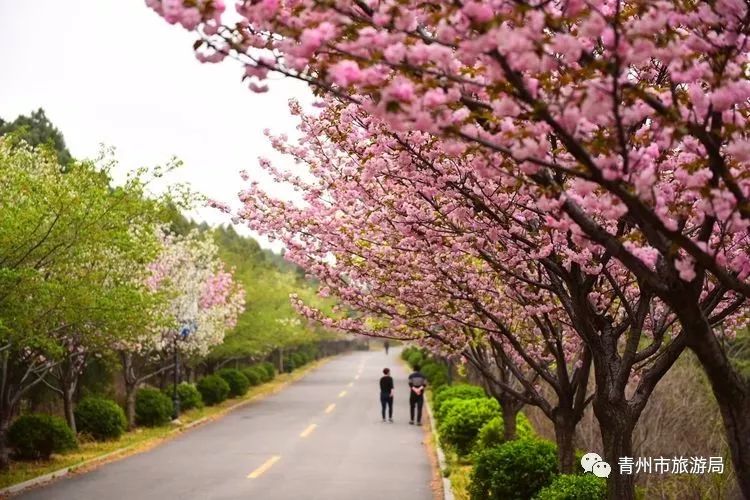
[379,368,394,422]
[408,366,427,425]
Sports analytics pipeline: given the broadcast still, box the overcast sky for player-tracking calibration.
[0,0,312,250]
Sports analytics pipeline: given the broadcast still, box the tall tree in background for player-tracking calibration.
[0,108,72,166]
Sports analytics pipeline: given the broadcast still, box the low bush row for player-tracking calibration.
[7,360,283,462]
[409,353,607,500]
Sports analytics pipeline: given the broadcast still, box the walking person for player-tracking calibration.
[379,368,394,423]
[408,365,427,425]
[384,340,390,355]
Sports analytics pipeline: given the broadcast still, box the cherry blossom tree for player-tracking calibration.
[221,101,689,483]
[119,228,245,427]
[148,1,750,495]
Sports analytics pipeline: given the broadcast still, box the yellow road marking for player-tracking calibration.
[325,403,336,414]
[247,455,281,479]
[300,423,317,438]
[339,390,347,398]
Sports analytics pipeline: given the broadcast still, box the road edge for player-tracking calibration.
[397,354,453,500]
[425,396,455,500]
[0,356,336,498]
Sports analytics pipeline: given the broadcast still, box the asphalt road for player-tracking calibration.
[19,348,435,500]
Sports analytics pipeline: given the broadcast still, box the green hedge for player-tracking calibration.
[9,414,77,460]
[135,387,173,427]
[197,374,230,406]
[474,413,535,452]
[421,361,449,389]
[438,397,500,455]
[217,368,250,397]
[433,384,486,418]
[470,438,558,500]
[75,397,127,440]
[535,474,607,500]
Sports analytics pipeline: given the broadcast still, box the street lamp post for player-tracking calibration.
[172,334,180,420]
[172,323,194,421]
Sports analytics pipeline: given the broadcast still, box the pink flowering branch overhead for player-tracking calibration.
[146,1,750,496]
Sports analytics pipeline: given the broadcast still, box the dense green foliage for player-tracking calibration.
[8,414,77,460]
[135,388,174,427]
[535,474,607,500]
[434,384,487,419]
[474,413,535,452]
[438,398,500,455]
[217,368,250,397]
[197,375,231,406]
[74,398,127,440]
[207,226,338,363]
[0,123,344,471]
[470,438,558,500]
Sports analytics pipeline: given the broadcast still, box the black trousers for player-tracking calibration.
[380,392,393,419]
[409,394,424,423]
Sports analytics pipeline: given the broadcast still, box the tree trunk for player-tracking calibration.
[63,386,76,434]
[0,415,10,471]
[594,401,636,500]
[687,327,750,498]
[120,351,138,430]
[553,412,577,474]
[125,384,137,430]
[502,404,518,441]
[60,359,79,434]
[670,297,750,499]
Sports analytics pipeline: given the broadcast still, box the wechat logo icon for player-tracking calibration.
[581,452,611,478]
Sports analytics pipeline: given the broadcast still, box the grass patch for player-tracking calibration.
[449,463,472,500]
[0,358,330,490]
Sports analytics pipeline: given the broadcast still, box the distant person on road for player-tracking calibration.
[408,366,427,425]
[384,340,390,355]
[380,368,394,423]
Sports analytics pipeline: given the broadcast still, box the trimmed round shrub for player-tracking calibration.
[474,413,535,452]
[74,397,127,440]
[135,387,173,427]
[166,382,203,411]
[406,350,425,370]
[197,374,230,405]
[217,368,250,397]
[535,474,607,500]
[241,366,263,386]
[433,384,486,417]
[438,398,500,455]
[401,346,418,361]
[470,438,558,500]
[259,362,275,381]
[9,414,77,460]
